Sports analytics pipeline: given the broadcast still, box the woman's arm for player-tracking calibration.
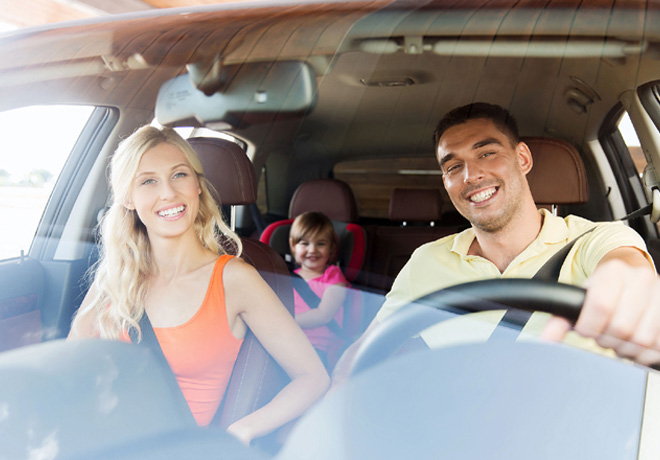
[67,284,100,339]
[295,283,347,329]
[223,258,330,445]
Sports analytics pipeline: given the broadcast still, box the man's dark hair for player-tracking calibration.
[432,102,520,149]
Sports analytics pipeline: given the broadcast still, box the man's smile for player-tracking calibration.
[466,186,499,204]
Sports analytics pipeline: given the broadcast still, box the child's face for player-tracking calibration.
[292,232,332,273]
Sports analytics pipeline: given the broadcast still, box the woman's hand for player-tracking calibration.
[226,419,254,446]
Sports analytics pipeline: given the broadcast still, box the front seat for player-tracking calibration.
[187,136,294,445]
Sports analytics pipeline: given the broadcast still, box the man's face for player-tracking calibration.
[437,118,533,233]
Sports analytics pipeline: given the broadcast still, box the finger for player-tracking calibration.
[596,267,655,352]
[540,316,572,342]
[574,262,625,339]
[621,280,660,365]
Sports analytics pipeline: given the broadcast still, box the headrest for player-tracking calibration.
[389,188,443,222]
[289,179,358,222]
[187,137,257,206]
[524,137,589,206]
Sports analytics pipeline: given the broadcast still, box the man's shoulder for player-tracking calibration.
[563,213,631,237]
[411,229,469,258]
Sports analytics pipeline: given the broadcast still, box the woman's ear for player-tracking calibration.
[124,202,135,211]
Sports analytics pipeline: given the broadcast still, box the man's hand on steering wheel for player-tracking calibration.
[542,256,660,367]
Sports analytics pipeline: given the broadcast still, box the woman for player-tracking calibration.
[68,125,329,445]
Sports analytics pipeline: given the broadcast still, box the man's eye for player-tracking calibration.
[481,151,495,158]
[445,164,460,174]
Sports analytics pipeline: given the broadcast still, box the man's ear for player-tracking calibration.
[516,142,534,175]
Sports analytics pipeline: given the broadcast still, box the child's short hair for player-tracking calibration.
[289,211,338,263]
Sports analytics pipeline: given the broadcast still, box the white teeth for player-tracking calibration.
[469,188,496,203]
[158,205,185,217]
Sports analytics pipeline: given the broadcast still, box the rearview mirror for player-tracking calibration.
[155,61,317,127]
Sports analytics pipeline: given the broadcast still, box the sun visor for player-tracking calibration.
[155,61,317,127]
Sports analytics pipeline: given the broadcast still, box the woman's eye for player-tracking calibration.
[141,178,155,186]
[173,171,188,179]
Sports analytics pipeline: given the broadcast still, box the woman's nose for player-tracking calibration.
[159,180,177,199]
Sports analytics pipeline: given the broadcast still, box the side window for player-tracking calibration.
[0,105,94,260]
[618,112,644,176]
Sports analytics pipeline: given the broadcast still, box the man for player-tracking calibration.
[333,102,660,382]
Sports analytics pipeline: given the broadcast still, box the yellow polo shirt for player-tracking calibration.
[377,209,653,349]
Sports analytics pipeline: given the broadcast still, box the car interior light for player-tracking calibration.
[358,39,400,54]
[360,78,414,87]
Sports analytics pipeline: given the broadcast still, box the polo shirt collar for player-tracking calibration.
[450,209,570,256]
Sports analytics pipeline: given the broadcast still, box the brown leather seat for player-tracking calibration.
[524,136,589,209]
[186,137,293,441]
[363,188,465,292]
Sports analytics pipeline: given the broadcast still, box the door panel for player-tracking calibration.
[0,257,44,351]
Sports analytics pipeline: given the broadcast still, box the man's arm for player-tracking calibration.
[542,246,660,366]
[330,316,380,389]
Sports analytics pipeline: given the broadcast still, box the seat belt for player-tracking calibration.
[489,227,596,340]
[290,272,347,339]
[128,312,195,423]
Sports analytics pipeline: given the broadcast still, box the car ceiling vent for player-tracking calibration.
[360,78,415,88]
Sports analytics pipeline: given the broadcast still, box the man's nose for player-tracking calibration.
[463,161,484,184]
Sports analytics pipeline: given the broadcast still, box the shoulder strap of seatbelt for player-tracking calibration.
[290,272,346,339]
[490,227,596,340]
[532,227,596,282]
[128,312,195,423]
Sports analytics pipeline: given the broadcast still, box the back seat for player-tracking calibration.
[361,188,466,292]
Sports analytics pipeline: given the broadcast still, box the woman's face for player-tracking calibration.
[126,143,202,241]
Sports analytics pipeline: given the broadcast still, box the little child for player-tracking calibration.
[289,211,348,369]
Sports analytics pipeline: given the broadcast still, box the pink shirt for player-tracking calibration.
[293,264,347,351]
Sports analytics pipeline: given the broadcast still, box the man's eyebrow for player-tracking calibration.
[438,152,455,168]
[472,137,503,150]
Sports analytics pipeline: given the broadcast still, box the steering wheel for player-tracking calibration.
[349,278,585,376]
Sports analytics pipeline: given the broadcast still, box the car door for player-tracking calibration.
[0,105,117,351]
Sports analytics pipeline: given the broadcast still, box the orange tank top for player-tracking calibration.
[153,254,243,426]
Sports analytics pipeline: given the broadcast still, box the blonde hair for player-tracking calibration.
[76,125,241,340]
[289,211,338,264]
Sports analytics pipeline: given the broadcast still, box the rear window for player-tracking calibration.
[334,157,450,220]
